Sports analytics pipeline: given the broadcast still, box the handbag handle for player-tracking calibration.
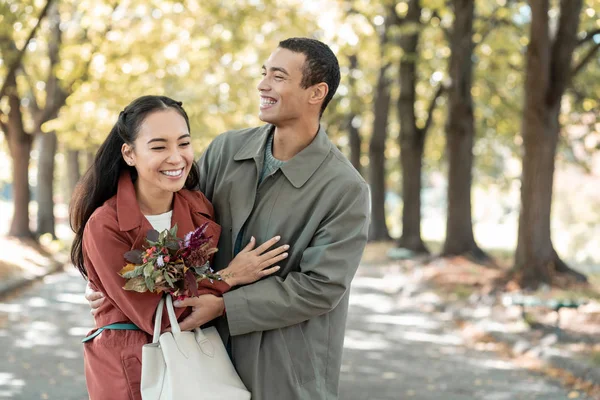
[152,295,182,343]
[152,296,165,343]
[151,295,215,357]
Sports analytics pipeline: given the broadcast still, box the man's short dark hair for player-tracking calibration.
[278,37,340,116]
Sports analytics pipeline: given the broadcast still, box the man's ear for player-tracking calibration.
[308,82,329,106]
[122,143,135,166]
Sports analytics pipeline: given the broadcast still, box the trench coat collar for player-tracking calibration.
[233,124,332,188]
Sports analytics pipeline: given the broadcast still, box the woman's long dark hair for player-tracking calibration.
[70,95,200,278]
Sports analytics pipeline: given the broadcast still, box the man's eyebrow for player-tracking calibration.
[262,65,290,76]
[147,134,190,144]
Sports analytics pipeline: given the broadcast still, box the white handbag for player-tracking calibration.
[141,295,251,400]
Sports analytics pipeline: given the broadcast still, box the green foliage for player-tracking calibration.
[1,0,598,227]
[40,0,321,154]
[4,0,595,176]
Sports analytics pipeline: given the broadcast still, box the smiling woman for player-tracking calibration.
[67,96,226,400]
[69,95,201,280]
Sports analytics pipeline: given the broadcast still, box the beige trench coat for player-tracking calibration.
[198,124,370,399]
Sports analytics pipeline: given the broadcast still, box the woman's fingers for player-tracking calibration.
[259,252,288,269]
[90,298,104,316]
[85,282,104,302]
[85,282,104,315]
[86,291,104,303]
[260,266,281,277]
[258,244,289,262]
[253,236,281,254]
[241,236,256,252]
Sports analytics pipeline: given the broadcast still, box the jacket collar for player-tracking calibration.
[233,124,332,188]
[116,171,196,236]
[117,172,144,232]
[233,124,272,162]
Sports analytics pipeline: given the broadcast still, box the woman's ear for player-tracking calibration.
[308,82,329,106]
[121,143,135,166]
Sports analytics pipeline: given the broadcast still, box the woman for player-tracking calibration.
[70,95,287,400]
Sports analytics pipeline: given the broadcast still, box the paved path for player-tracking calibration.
[340,265,591,400]
[0,265,591,399]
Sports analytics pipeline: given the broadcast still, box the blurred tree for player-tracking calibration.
[368,1,397,241]
[65,149,81,199]
[34,3,60,237]
[3,0,117,238]
[441,0,487,259]
[322,1,382,178]
[395,0,444,254]
[346,53,362,174]
[515,0,598,287]
[0,0,54,237]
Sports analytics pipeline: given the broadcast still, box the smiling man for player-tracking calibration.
[188,37,371,399]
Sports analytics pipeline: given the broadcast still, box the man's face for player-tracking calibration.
[257,48,311,125]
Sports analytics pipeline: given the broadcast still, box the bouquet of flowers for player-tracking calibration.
[118,223,223,298]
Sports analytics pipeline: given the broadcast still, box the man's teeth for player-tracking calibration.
[261,98,276,106]
[161,169,183,176]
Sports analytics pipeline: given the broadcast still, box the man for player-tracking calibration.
[87,37,370,399]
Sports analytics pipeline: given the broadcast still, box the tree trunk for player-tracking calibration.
[347,54,362,176]
[36,131,57,238]
[6,79,34,238]
[368,12,394,242]
[66,149,81,202]
[348,118,362,175]
[442,0,486,259]
[368,62,392,241]
[396,0,429,254]
[515,0,586,287]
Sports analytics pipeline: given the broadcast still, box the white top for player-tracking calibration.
[144,210,173,233]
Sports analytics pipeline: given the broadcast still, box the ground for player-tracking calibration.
[0,240,598,399]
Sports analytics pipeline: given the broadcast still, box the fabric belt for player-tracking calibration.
[82,323,140,343]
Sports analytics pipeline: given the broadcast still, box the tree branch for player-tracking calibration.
[571,41,600,79]
[547,0,584,107]
[34,2,62,132]
[477,17,515,48]
[0,0,55,102]
[475,5,518,50]
[420,84,444,137]
[21,66,42,117]
[577,29,600,46]
[568,83,594,104]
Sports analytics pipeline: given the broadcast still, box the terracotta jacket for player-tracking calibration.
[82,172,228,400]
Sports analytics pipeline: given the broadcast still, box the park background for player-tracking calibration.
[1,0,600,399]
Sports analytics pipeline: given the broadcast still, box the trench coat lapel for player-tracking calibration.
[171,193,196,239]
[230,125,271,255]
[116,172,153,250]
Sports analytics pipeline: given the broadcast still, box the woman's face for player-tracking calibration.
[122,109,194,196]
